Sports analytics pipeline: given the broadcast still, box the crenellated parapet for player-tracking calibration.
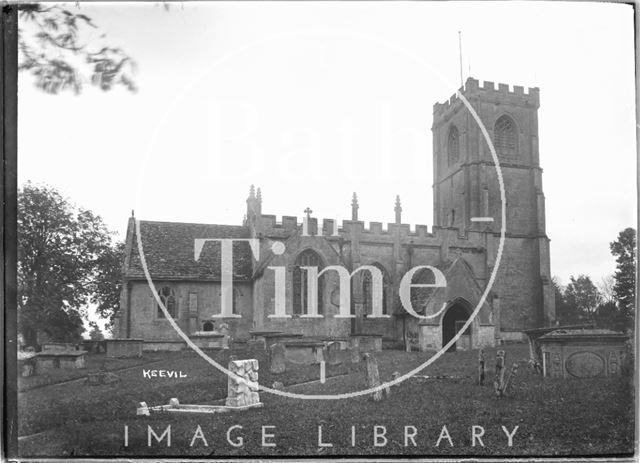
[433,77,539,125]
[255,211,491,252]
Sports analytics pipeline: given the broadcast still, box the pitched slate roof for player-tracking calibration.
[125,220,254,281]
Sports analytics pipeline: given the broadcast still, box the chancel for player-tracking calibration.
[114,78,555,352]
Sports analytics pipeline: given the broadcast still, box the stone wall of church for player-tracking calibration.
[490,237,542,332]
[125,280,254,342]
[252,235,352,338]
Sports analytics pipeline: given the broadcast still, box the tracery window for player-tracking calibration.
[293,250,324,315]
[494,115,517,157]
[157,286,177,318]
[362,263,390,315]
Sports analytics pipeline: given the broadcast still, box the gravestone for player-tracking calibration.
[363,353,383,402]
[325,341,343,365]
[503,363,519,395]
[18,351,37,377]
[269,342,286,374]
[226,359,261,408]
[478,349,486,385]
[537,329,629,378]
[350,346,361,364]
[218,322,231,349]
[494,350,506,397]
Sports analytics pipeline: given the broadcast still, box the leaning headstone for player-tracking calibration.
[226,359,261,408]
[494,350,506,397]
[502,363,519,396]
[350,346,361,364]
[269,343,286,374]
[478,349,486,385]
[363,353,383,402]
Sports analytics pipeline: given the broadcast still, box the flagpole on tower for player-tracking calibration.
[458,30,464,87]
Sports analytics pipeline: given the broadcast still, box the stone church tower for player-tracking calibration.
[432,77,555,336]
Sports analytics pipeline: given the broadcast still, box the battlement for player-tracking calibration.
[258,213,437,238]
[256,213,493,247]
[433,77,539,116]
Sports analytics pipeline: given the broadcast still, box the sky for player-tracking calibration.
[18,2,637,331]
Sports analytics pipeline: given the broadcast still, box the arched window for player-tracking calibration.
[494,115,517,158]
[447,125,460,165]
[409,267,437,314]
[293,249,324,315]
[202,321,214,332]
[362,263,390,315]
[157,286,177,318]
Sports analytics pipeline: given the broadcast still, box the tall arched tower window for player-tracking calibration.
[293,249,324,315]
[157,286,177,318]
[362,263,390,315]
[494,115,517,158]
[447,125,460,165]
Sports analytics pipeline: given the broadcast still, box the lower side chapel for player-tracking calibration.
[114,77,556,351]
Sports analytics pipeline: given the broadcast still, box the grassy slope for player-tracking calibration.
[18,344,635,458]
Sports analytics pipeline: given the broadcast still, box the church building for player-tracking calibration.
[114,77,556,352]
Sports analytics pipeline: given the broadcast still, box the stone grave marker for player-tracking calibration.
[226,359,261,408]
[325,341,343,365]
[478,349,486,385]
[363,353,383,402]
[494,350,506,398]
[503,363,519,395]
[350,346,361,364]
[269,342,286,374]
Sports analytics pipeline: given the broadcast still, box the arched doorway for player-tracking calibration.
[442,302,471,352]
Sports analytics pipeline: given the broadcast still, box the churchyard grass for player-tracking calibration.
[18,344,634,457]
[18,351,178,392]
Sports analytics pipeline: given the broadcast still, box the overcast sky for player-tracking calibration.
[19,1,636,297]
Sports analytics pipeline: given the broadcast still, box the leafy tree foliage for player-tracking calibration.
[564,275,602,323]
[18,3,137,94]
[593,300,630,332]
[553,277,578,325]
[610,228,636,314]
[18,183,122,345]
[91,240,125,326]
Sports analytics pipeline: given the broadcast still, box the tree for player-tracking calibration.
[610,228,636,315]
[553,277,580,325]
[91,241,125,327]
[18,3,137,94]
[597,275,616,304]
[564,275,602,323]
[18,182,121,345]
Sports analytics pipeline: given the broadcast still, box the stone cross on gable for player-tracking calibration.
[304,207,313,219]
